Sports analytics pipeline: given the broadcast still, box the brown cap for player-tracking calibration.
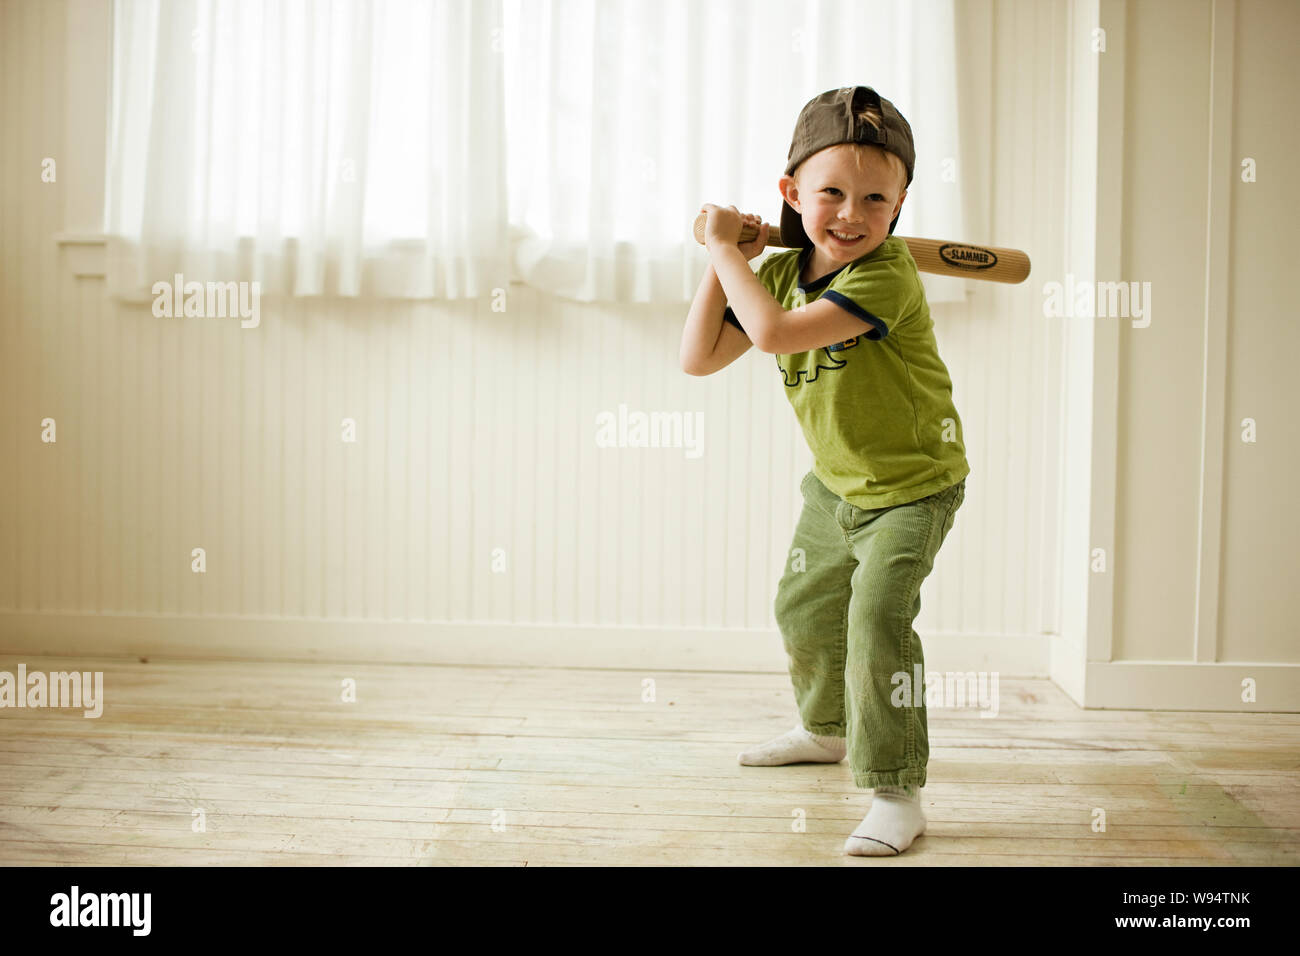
[780,86,915,247]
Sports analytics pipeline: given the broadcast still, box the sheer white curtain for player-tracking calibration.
[105,0,506,299]
[503,0,972,304]
[105,0,970,304]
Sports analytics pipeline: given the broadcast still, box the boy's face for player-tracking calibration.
[779,144,907,269]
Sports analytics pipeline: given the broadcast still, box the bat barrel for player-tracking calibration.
[902,237,1030,284]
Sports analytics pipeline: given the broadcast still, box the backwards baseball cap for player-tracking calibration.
[780,86,915,247]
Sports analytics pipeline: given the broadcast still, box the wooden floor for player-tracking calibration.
[0,655,1296,866]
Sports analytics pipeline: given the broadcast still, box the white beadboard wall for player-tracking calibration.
[0,0,1065,674]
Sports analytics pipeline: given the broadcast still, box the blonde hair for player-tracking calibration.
[794,142,907,194]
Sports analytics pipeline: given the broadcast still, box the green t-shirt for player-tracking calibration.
[723,236,970,509]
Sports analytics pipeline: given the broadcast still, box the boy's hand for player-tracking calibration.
[701,204,768,260]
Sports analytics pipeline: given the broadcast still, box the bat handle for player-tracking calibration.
[692,211,788,248]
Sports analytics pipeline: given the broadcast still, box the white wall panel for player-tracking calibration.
[1,0,1078,676]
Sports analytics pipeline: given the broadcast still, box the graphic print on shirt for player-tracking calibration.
[777,336,860,387]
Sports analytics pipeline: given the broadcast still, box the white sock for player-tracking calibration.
[737,725,846,766]
[844,784,926,856]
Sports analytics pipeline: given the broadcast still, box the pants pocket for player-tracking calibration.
[799,470,817,500]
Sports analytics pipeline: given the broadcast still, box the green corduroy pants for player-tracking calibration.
[774,470,966,789]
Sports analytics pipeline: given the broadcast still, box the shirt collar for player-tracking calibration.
[797,244,850,293]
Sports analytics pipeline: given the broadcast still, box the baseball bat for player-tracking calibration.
[692,212,1030,284]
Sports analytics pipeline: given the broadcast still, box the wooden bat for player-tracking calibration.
[692,212,1031,284]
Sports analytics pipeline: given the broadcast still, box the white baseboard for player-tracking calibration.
[11,614,1290,710]
[0,612,1049,676]
[1085,660,1300,712]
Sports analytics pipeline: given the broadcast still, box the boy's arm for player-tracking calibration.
[679,261,753,376]
[711,243,893,353]
[708,244,786,354]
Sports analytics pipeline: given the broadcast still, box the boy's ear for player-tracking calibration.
[892,189,907,220]
[779,174,800,211]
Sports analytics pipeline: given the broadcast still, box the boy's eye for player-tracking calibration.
[822,187,887,201]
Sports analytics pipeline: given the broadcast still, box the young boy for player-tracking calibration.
[680,86,969,856]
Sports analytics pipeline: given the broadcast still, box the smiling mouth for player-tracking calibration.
[828,229,863,243]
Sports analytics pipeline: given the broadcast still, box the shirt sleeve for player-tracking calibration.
[721,255,776,337]
[818,241,921,341]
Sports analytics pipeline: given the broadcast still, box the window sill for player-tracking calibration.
[52,233,538,288]
[54,232,107,278]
